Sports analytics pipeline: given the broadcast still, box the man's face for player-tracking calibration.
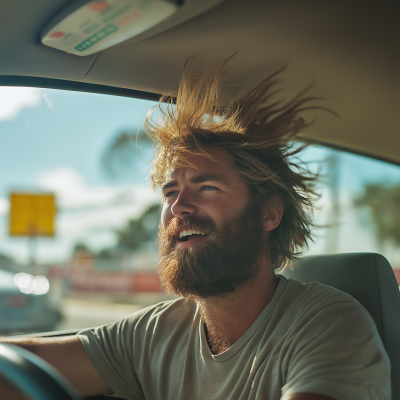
[158,148,266,298]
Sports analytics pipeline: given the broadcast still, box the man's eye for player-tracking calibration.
[165,190,179,197]
[201,185,218,191]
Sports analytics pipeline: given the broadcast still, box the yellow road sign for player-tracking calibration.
[9,193,56,237]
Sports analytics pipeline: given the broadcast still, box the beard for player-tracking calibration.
[157,201,265,299]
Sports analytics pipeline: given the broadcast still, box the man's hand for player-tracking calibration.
[0,336,111,397]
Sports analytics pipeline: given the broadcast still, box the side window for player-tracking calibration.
[0,87,399,337]
[0,87,171,336]
[300,146,400,284]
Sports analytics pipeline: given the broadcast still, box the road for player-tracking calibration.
[55,293,173,331]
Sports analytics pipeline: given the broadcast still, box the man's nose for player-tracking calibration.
[171,191,197,217]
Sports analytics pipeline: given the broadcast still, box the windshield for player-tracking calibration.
[0,87,399,336]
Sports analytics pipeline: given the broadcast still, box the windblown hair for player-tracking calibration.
[145,57,326,271]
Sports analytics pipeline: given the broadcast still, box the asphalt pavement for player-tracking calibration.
[55,293,173,331]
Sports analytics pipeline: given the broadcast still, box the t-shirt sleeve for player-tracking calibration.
[280,299,391,400]
[77,311,147,400]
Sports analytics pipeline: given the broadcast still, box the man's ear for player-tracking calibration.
[262,197,283,232]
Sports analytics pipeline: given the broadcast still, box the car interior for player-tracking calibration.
[0,0,399,399]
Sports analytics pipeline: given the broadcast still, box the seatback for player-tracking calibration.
[282,253,400,400]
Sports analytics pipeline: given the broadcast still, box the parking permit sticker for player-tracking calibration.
[42,0,178,56]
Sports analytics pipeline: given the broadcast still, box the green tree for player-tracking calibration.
[355,183,400,247]
[101,129,151,177]
[117,203,162,251]
[100,128,160,252]
[73,243,92,256]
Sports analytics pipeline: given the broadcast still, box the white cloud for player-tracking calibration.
[0,197,9,215]
[39,168,115,209]
[39,168,84,194]
[0,87,42,121]
[38,167,157,210]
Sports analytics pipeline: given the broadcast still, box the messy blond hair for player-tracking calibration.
[145,57,326,270]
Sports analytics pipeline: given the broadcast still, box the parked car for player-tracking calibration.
[0,268,61,334]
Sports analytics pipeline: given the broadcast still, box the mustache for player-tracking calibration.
[164,216,216,237]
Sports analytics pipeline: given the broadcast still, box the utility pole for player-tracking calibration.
[324,152,340,254]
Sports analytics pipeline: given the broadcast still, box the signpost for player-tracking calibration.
[9,193,56,268]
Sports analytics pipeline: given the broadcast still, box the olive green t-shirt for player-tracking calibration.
[78,276,390,400]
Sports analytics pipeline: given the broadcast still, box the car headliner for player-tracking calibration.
[0,0,399,165]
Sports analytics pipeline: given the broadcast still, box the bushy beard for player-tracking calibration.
[157,202,265,299]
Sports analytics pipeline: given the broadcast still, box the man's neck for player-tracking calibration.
[197,259,278,355]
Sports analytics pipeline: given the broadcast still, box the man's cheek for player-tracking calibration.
[160,204,171,228]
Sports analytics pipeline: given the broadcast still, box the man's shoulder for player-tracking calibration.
[274,278,390,400]
[277,275,371,326]
[117,297,197,330]
[280,274,360,306]
[79,297,196,337]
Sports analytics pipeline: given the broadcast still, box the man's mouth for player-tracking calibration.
[178,230,208,242]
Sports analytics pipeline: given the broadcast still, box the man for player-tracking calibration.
[1,60,390,400]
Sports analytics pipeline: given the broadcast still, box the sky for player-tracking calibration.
[0,87,399,266]
[0,87,159,263]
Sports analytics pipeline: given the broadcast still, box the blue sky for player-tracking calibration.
[0,87,399,266]
[0,87,155,189]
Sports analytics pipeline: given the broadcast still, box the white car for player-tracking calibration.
[0,268,61,334]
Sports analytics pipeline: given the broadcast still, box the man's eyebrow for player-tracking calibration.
[189,174,229,186]
[161,174,230,190]
[162,180,178,190]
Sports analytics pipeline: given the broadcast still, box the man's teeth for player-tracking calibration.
[179,230,207,238]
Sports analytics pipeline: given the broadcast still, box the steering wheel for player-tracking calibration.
[0,343,83,400]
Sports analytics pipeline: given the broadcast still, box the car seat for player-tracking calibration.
[282,252,400,400]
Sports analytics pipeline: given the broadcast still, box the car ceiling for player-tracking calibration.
[1,0,399,165]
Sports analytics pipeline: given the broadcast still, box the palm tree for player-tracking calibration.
[116,204,162,252]
[100,129,161,252]
[101,128,152,177]
[355,183,400,248]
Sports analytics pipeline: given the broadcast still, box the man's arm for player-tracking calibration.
[284,395,336,400]
[0,336,111,398]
